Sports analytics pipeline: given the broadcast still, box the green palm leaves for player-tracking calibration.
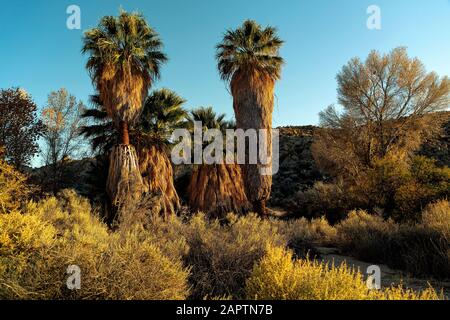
[216,20,284,83]
[82,10,167,126]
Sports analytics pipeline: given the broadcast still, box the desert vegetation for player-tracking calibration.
[0,10,449,300]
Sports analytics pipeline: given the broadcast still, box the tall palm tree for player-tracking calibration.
[80,94,117,155]
[81,89,187,217]
[82,10,167,206]
[136,89,187,216]
[216,20,284,216]
[186,107,249,217]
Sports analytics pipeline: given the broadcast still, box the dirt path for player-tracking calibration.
[316,247,450,298]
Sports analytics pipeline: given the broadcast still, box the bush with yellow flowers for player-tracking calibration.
[246,245,442,300]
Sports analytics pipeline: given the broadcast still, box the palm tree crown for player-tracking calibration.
[80,94,116,154]
[138,89,187,146]
[82,10,167,126]
[189,106,232,132]
[216,20,284,83]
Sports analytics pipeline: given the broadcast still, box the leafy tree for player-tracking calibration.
[41,88,88,165]
[0,88,43,168]
[314,48,450,179]
[216,20,284,216]
[311,48,450,220]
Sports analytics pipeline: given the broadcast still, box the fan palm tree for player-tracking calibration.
[135,89,188,216]
[80,94,117,155]
[81,89,187,216]
[186,107,249,217]
[216,20,284,216]
[82,10,167,206]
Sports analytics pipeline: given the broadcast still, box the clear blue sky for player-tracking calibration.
[1,0,449,129]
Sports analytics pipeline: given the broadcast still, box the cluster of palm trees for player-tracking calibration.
[81,10,284,220]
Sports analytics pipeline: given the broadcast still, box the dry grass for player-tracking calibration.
[0,190,189,300]
[0,159,30,213]
[422,199,450,238]
[336,204,450,279]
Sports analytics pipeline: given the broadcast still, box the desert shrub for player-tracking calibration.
[336,208,450,279]
[336,210,398,262]
[179,213,286,299]
[387,225,450,279]
[273,216,337,248]
[246,245,442,300]
[288,181,349,222]
[146,212,337,299]
[0,159,30,213]
[355,155,449,222]
[421,199,450,238]
[0,190,190,300]
[393,156,450,221]
[93,227,189,300]
[0,211,59,298]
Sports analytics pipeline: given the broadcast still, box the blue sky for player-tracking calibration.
[1,0,450,129]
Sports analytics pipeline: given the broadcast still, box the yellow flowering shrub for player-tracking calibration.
[0,159,29,213]
[246,245,442,300]
[0,190,190,300]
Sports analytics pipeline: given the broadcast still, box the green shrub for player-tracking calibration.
[394,156,450,221]
[288,181,349,222]
[246,245,442,300]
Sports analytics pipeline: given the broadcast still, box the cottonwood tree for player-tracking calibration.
[40,88,88,192]
[313,47,450,179]
[0,88,43,168]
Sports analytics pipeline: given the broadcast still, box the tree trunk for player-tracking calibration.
[231,70,275,217]
[119,120,130,145]
[187,163,250,218]
[252,199,267,217]
[107,144,145,210]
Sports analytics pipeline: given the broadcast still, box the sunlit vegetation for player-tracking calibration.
[0,11,449,301]
[246,245,442,300]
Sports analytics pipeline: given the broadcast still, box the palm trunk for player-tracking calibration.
[106,144,145,209]
[231,71,275,217]
[138,145,180,217]
[119,120,130,145]
[187,163,249,218]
